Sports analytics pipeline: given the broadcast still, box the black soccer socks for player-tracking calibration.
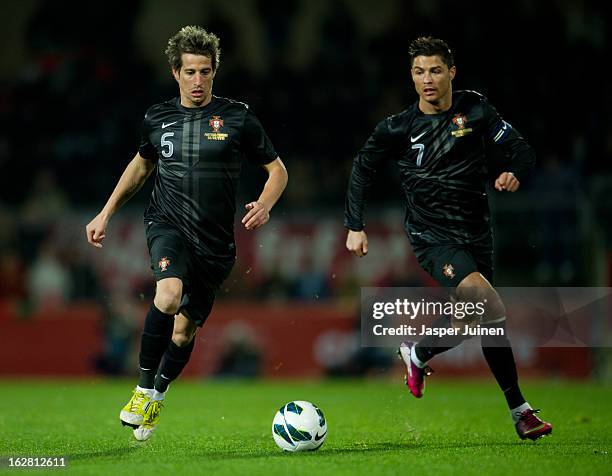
[414,315,469,362]
[481,321,526,409]
[414,317,526,410]
[138,304,175,388]
[154,338,196,393]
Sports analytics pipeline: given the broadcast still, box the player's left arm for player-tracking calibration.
[483,97,536,193]
[242,157,288,230]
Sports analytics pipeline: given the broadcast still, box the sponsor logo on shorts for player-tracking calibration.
[442,263,455,279]
[159,257,171,272]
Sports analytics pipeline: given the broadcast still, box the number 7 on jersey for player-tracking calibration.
[411,143,425,166]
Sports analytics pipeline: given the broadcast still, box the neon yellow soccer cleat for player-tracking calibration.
[120,388,151,428]
[133,399,164,441]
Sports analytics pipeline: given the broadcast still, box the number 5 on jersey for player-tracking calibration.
[161,132,174,157]
[411,143,425,166]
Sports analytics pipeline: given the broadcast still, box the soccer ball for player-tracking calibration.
[272,401,327,452]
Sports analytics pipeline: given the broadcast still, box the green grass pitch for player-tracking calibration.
[0,379,610,475]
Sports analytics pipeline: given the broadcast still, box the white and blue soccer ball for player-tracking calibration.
[272,400,327,452]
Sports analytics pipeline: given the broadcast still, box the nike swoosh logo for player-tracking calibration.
[314,431,327,441]
[410,130,428,142]
[162,121,178,129]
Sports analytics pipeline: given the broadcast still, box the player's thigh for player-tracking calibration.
[146,223,190,283]
[469,238,494,284]
[179,256,236,327]
[456,271,505,322]
[414,245,480,287]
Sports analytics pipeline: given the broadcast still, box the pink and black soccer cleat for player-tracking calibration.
[398,341,433,398]
[515,409,553,441]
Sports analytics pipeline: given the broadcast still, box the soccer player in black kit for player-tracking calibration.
[86,26,287,441]
[345,37,552,440]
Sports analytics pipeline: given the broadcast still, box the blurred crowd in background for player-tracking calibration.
[0,0,610,376]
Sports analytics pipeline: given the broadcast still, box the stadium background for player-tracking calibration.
[0,0,610,383]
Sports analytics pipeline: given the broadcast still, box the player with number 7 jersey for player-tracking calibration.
[344,36,551,441]
[345,88,534,246]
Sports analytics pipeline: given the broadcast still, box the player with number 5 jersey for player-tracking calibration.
[86,26,288,442]
[140,94,276,258]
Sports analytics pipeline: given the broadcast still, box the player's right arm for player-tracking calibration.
[86,153,156,248]
[344,118,396,257]
[481,95,535,190]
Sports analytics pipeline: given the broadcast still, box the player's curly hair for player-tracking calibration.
[165,26,221,72]
[408,37,454,68]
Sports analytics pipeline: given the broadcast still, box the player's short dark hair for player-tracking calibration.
[408,37,454,68]
[165,26,221,72]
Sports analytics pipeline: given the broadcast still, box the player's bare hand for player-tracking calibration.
[242,201,269,230]
[346,230,368,257]
[86,212,109,248]
[495,172,520,192]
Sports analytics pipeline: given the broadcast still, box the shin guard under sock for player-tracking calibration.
[154,338,196,392]
[481,321,525,409]
[138,304,175,388]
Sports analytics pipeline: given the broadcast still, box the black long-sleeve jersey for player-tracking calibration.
[344,90,535,245]
[139,96,278,258]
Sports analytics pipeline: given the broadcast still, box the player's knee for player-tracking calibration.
[456,273,505,318]
[456,280,487,303]
[154,278,183,315]
[172,330,195,347]
[154,290,182,315]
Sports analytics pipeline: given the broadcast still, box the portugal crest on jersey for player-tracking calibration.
[452,113,467,129]
[209,115,224,132]
[205,115,228,140]
[451,113,473,138]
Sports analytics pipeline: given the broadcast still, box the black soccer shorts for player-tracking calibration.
[412,237,494,287]
[146,222,235,326]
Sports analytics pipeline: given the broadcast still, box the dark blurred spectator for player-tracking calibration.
[27,242,71,309]
[0,251,27,301]
[18,169,69,266]
[532,154,581,284]
[93,285,139,375]
[314,326,393,377]
[257,259,294,301]
[215,321,262,378]
[293,254,330,301]
[65,246,100,301]
[21,169,68,222]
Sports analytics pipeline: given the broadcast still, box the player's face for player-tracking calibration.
[173,53,216,107]
[411,55,456,106]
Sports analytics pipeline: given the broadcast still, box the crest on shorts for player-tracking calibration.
[159,257,171,272]
[209,115,224,132]
[442,263,455,279]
